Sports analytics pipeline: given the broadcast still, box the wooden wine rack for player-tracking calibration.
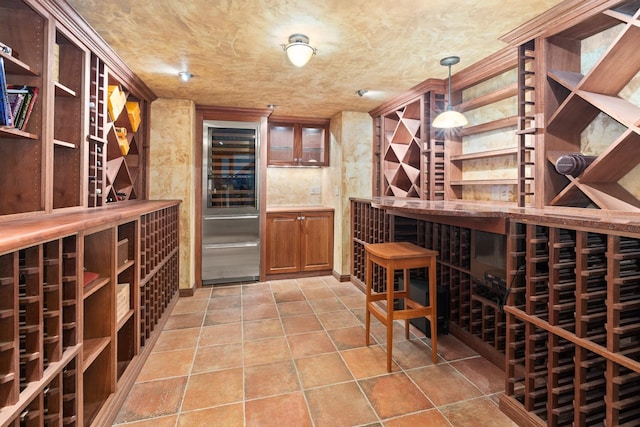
[502,220,640,426]
[139,205,179,347]
[0,201,179,426]
[350,199,389,292]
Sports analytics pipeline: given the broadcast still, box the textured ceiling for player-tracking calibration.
[66,0,564,118]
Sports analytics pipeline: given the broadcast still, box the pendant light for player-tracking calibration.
[432,56,468,129]
[283,34,317,67]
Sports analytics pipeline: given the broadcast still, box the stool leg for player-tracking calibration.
[429,257,438,363]
[365,253,371,346]
[386,263,395,372]
[404,268,410,340]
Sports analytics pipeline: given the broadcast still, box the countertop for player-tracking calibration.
[367,197,640,235]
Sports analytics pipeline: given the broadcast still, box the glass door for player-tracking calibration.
[206,127,257,211]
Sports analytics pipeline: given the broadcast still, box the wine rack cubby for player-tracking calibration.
[0,201,179,426]
[502,220,640,427]
[350,199,389,293]
[139,205,179,347]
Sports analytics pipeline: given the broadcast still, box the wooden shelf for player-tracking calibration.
[82,277,109,300]
[0,51,39,76]
[450,147,518,161]
[450,179,518,186]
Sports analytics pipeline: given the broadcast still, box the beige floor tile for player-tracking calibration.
[340,345,401,379]
[450,356,506,394]
[295,352,353,389]
[192,342,243,373]
[208,294,241,310]
[308,296,346,313]
[243,302,279,321]
[181,368,244,411]
[244,360,300,399]
[243,336,291,367]
[277,300,313,316]
[287,331,336,358]
[359,372,433,419]
[243,318,284,340]
[281,314,323,335]
[305,382,378,427]
[114,376,187,423]
[136,348,195,382]
[327,326,368,350]
[177,404,243,427]
[245,392,313,427]
[198,322,242,346]
[382,409,451,427]
[153,327,200,352]
[438,397,518,427]
[203,306,241,325]
[407,364,483,406]
[172,298,209,315]
[316,309,361,330]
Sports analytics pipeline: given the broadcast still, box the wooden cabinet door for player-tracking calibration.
[265,213,301,274]
[300,211,333,271]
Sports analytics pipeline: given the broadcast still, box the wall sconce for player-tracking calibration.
[178,71,193,82]
[283,34,317,67]
[432,56,467,129]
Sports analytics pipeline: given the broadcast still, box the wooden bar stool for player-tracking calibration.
[365,242,439,372]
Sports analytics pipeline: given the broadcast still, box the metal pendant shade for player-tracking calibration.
[432,56,468,129]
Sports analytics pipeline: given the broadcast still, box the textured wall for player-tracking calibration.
[149,98,196,290]
[327,111,373,275]
[266,167,323,206]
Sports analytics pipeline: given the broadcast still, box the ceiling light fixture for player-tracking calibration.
[432,56,468,129]
[282,34,317,67]
[356,89,368,97]
[178,71,193,82]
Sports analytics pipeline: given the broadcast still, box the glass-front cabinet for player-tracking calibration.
[267,116,329,166]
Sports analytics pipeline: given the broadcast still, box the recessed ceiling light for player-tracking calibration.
[268,104,276,109]
[178,71,193,82]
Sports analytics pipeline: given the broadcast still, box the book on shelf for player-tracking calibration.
[0,57,12,127]
[7,84,38,131]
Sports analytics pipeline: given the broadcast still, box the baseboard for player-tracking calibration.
[179,284,195,297]
[332,270,351,282]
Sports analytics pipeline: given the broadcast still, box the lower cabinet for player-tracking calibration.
[265,209,334,276]
[0,201,180,427]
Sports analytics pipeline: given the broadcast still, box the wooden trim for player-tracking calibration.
[269,115,330,125]
[179,287,195,297]
[499,0,619,46]
[451,47,518,92]
[369,79,445,117]
[264,270,333,281]
[498,395,547,427]
[196,105,273,122]
[332,271,351,282]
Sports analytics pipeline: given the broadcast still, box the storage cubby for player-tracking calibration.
[350,199,389,292]
[52,28,86,210]
[0,0,44,216]
[424,92,446,200]
[0,252,17,408]
[541,1,640,210]
[82,227,114,425]
[116,221,137,379]
[380,97,423,198]
[502,220,640,426]
[139,206,179,347]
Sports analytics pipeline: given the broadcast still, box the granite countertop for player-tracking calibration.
[267,205,334,213]
[368,197,640,235]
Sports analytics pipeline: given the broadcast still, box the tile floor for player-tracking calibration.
[113,276,518,427]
